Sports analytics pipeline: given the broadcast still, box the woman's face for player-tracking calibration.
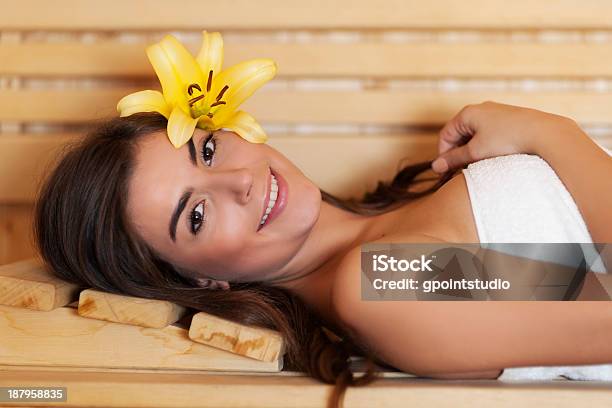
[126,128,321,283]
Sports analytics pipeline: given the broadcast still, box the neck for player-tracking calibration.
[269,201,378,282]
[266,197,409,319]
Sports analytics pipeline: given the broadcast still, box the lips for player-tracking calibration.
[257,167,287,231]
[257,169,272,231]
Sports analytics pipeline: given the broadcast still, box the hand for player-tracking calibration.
[194,277,230,290]
[431,101,579,173]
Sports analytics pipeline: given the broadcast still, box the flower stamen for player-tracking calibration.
[210,101,226,107]
[188,94,205,106]
[207,70,213,92]
[216,85,229,102]
[187,83,202,96]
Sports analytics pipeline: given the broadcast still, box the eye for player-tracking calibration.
[200,133,216,166]
[190,201,206,234]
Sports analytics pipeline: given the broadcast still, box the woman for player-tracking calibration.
[34,100,612,407]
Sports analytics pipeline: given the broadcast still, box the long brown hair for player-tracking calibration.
[33,112,454,408]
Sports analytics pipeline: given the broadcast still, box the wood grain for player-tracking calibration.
[0,205,36,264]
[0,258,80,311]
[1,0,611,29]
[189,311,285,362]
[0,304,282,372]
[4,89,612,125]
[78,288,188,329]
[3,42,612,77]
[0,367,610,407]
[0,134,77,204]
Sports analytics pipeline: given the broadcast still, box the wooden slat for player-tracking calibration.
[1,368,612,408]
[2,133,611,205]
[0,363,414,378]
[0,134,76,204]
[0,133,438,203]
[189,312,285,363]
[0,205,36,264]
[1,0,611,29]
[3,89,612,125]
[78,288,188,329]
[0,258,80,310]
[0,304,281,372]
[270,134,439,198]
[4,42,612,78]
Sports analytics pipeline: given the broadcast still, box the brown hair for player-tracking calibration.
[33,112,454,408]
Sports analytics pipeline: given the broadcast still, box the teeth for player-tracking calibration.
[260,175,278,226]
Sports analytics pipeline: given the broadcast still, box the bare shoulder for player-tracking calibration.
[329,232,505,377]
[417,171,479,243]
[329,235,451,375]
[330,233,445,334]
[329,234,598,377]
[330,172,477,331]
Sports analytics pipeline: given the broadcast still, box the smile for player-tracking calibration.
[257,168,287,231]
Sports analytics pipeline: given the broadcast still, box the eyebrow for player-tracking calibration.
[169,141,199,243]
[187,137,197,167]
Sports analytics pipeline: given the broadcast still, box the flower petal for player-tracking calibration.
[196,115,216,130]
[146,43,183,104]
[220,110,268,143]
[167,105,198,148]
[196,31,223,80]
[158,34,205,88]
[207,58,277,123]
[117,90,170,118]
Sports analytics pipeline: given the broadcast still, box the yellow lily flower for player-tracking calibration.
[117,31,277,148]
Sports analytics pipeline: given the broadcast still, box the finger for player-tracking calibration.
[431,144,474,173]
[195,278,213,288]
[438,105,477,155]
[195,278,230,290]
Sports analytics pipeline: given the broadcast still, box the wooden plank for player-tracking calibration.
[0,364,415,378]
[269,134,439,199]
[0,257,80,310]
[0,368,611,408]
[1,0,611,29]
[0,304,282,372]
[4,42,612,78]
[77,288,188,329]
[189,311,285,363]
[2,133,611,205]
[3,89,612,125]
[0,133,439,203]
[0,134,76,204]
[0,205,36,264]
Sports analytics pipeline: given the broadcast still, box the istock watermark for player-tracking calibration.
[372,254,434,272]
[361,243,610,301]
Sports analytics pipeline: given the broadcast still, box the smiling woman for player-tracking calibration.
[125,119,322,284]
[32,100,612,408]
[34,111,451,408]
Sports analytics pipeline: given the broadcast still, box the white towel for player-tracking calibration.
[461,149,612,382]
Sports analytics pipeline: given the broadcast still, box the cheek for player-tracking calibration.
[287,174,322,233]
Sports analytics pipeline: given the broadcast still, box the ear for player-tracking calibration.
[194,277,230,291]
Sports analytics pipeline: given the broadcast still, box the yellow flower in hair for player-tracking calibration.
[117,31,277,148]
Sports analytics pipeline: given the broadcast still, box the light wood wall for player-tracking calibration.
[2,0,612,264]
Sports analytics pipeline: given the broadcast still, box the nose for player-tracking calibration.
[212,168,254,205]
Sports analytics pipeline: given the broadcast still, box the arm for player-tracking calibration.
[332,246,612,378]
[532,121,612,243]
[432,101,611,267]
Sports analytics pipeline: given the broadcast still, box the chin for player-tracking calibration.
[291,177,321,235]
[267,157,322,237]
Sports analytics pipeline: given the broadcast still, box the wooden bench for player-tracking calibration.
[1,1,612,406]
